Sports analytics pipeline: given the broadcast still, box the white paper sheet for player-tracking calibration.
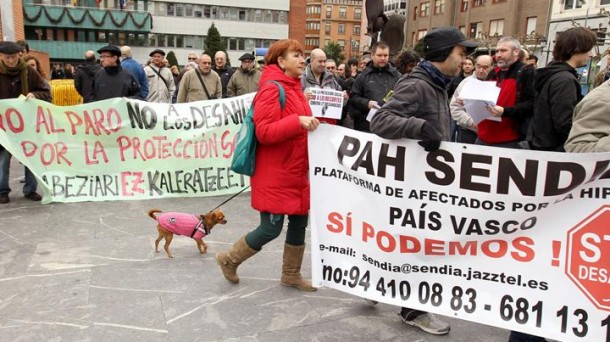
[459,79,502,125]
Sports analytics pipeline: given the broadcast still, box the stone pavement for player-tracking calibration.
[0,162,512,341]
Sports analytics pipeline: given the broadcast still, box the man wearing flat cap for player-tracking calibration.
[0,41,51,203]
[90,45,141,101]
[370,27,478,335]
[144,48,175,103]
[226,52,260,97]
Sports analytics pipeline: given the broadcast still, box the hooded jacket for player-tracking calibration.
[348,61,401,132]
[370,65,450,141]
[213,65,234,98]
[529,61,581,151]
[250,64,312,215]
[74,60,101,103]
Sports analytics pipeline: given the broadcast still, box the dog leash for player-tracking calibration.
[210,185,250,211]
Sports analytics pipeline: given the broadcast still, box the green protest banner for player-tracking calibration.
[0,95,255,203]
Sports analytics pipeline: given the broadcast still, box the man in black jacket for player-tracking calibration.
[348,41,401,132]
[74,50,101,103]
[528,27,597,152]
[370,27,478,335]
[90,45,141,101]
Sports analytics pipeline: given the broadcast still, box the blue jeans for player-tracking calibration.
[0,149,37,195]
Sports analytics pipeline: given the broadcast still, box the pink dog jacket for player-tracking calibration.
[156,212,207,239]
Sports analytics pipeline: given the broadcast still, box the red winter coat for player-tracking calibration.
[251,64,312,215]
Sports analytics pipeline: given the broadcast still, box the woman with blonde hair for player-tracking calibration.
[216,39,320,291]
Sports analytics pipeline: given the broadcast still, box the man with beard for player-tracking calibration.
[529,27,597,152]
[370,27,478,335]
[481,37,535,148]
[0,41,51,203]
[144,48,176,103]
[90,45,141,101]
[227,53,260,97]
[74,50,101,103]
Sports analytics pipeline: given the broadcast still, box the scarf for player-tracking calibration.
[419,60,452,88]
[0,59,29,95]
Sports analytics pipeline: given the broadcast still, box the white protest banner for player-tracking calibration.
[308,125,610,342]
[308,88,343,120]
[0,94,256,203]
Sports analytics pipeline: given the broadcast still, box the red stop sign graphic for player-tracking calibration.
[567,205,610,311]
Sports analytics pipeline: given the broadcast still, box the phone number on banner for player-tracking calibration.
[320,263,610,341]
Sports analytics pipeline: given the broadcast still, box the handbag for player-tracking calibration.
[231,81,285,176]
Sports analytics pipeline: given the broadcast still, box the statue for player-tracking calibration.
[365,0,406,57]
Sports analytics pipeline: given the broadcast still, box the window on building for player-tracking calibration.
[229,8,239,20]
[326,6,332,18]
[420,2,430,17]
[203,6,210,18]
[413,6,417,20]
[239,9,247,20]
[434,0,445,14]
[602,0,610,5]
[167,4,174,16]
[279,11,287,23]
[460,0,468,12]
[469,22,483,38]
[339,7,347,18]
[338,23,346,34]
[354,8,362,19]
[325,22,331,34]
[526,17,537,35]
[338,40,345,50]
[563,0,583,10]
[417,29,428,41]
[459,26,466,35]
[473,0,484,7]
[353,25,361,34]
[325,39,331,47]
[184,4,192,16]
[194,5,202,18]
[254,9,262,22]
[489,19,504,36]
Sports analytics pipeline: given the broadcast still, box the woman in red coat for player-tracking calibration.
[216,39,320,291]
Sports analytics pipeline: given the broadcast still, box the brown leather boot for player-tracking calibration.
[216,236,257,284]
[280,243,317,291]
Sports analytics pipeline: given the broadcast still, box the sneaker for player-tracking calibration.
[400,312,450,335]
[24,192,42,201]
[0,194,8,204]
[364,298,379,305]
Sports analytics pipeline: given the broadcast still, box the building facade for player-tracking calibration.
[305,0,364,62]
[405,0,551,55]
[546,0,610,67]
[20,0,295,65]
[384,0,408,16]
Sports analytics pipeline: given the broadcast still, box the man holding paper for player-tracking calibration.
[479,37,535,148]
[449,55,493,143]
[302,48,346,125]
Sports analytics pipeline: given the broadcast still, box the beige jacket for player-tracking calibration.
[177,68,222,103]
[144,64,176,103]
[565,80,610,152]
[227,68,261,97]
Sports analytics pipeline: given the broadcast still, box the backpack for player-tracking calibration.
[230,81,285,176]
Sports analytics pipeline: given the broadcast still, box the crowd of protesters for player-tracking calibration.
[2,27,610,340]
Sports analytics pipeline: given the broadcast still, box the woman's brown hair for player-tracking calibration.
[265,39,304,66]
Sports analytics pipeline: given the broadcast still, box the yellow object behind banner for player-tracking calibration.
[50,79,82,106]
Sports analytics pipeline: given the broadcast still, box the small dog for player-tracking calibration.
[148,208,227,258]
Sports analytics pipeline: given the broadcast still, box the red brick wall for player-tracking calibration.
[289,0,306,43]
